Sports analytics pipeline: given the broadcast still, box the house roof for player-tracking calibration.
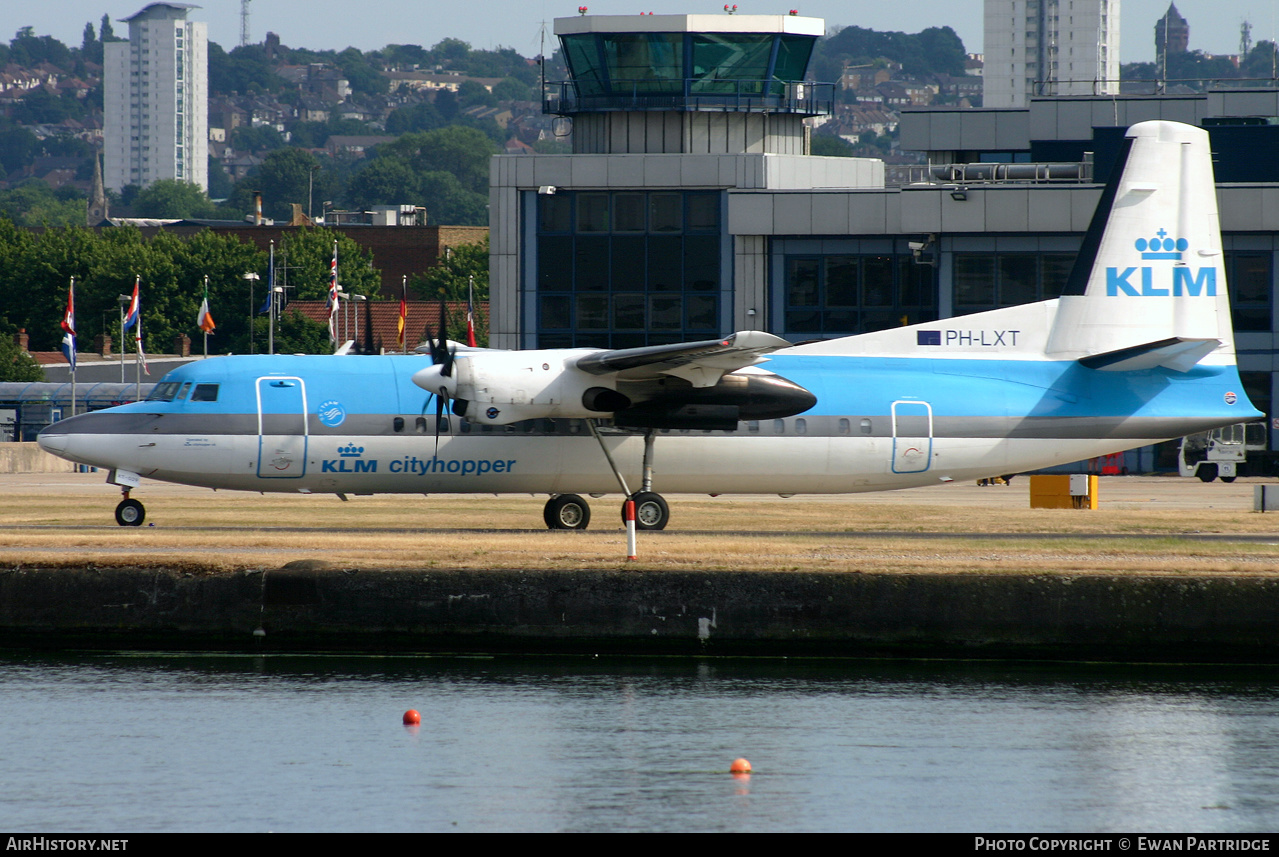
[283,299,486,351]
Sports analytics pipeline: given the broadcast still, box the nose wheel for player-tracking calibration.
[114,487,145,527]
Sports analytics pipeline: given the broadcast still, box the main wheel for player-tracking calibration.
[624,492,669,531]
[544,494,591,530]
[115,498,145,527]
[1220,475,1237,483]
[1197,464,1218,483]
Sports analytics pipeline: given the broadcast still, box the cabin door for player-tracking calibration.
[256,376,308,479]
[891,399,933,474]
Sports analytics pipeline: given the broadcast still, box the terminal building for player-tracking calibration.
[489,13,1278,466]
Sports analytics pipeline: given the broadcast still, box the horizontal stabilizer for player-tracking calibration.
[1078,337,1220,372]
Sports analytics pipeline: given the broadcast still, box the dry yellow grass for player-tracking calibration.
[0,472,1275,575]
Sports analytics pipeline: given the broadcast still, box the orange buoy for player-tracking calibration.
[403,709,421,725]
[730,757,751,774]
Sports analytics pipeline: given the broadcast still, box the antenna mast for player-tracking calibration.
[240,0,252,47]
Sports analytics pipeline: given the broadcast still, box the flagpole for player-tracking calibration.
[135,312,141,401]
[203,275,209,358]
[268,241,275,355]
[398,274,407,352]
[67,277,76,418]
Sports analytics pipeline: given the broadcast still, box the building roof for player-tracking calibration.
[121,3,200,23]
[554,13,823,36]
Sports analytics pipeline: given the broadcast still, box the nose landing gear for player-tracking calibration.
[114,488,145,527]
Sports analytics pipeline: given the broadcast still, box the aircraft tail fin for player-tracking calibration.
[1045,121,1236,367]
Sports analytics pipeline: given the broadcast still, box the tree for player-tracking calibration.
[431,37,471,67]
[277,228,381,302]
[379,126,496,195]
[492,77,533,102]
[337,47,388,95]
[250,148,323,222]
[133,180,218,219]
[0,327,43,382]
[385,101,445,134]
[417,171,487,225]
[410,236,489,346]
[270,309,331,354]
[345,158,418,209]
[411,235,488,302]
[810,134,856,157]
[457,79,496,108]
[230,125,286,153]
[0,183,85,227]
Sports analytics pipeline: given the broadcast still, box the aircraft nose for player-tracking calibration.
[36,427,67,455]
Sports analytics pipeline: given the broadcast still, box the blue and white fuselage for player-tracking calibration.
[35,121,1263,526]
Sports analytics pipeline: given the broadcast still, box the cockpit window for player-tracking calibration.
[190,384,220,402]
[146,382,181,402]
[176,382,192,400]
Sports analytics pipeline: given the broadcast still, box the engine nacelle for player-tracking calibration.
[442,349,624,426]
[413,349,817,428]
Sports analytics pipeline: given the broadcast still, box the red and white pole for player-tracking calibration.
[624,499,637,561]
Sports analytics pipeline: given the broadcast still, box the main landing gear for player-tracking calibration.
[542,425,671,531]
[115,488,146,527]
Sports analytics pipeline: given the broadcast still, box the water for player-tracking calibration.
[3,652,1279,832]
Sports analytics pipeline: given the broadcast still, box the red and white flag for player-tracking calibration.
[326,242,339,343]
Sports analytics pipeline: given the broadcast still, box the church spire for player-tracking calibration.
[87,150,108,227]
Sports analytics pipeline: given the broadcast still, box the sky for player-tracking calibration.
[6,0,1277,66]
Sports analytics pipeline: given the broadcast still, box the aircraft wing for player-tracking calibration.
[574,331,792,388]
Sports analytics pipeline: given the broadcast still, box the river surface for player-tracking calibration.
[2,652,1279,832]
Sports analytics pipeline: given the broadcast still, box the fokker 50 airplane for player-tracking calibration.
[38,121,1262,528]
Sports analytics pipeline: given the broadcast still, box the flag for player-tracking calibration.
[121,278,140,332]
[466,275,477,348]
[136,316,150,376]
[397,276,407,351]
[326,242,339,343]
[60,278,76,371]
[197,297,216,333]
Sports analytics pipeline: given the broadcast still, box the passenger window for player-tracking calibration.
[747,420,759,433]
[860,418,872,435]
[190,384,219,402]
[460,420,471,434]
[393,417,405,432]
[774,419,786,434]
[838,418,850,435]
[796,418,807,435]
[415,417,427,434]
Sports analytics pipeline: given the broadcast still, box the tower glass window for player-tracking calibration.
[535,190,723,348]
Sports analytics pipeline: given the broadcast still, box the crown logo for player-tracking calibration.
[1135,229,1188,260]
[338,444,364,457]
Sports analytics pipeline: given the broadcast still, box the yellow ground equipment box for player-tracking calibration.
[1029,474,1098,509]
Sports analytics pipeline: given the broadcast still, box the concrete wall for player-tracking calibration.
[7,563,1279,662]
[0,443,75,474]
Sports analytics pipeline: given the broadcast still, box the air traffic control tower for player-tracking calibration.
[489,13,884,349]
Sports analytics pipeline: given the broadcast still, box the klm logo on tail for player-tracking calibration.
[1107,230,1216,297]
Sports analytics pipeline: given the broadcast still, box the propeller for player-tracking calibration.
[411,297,460,453]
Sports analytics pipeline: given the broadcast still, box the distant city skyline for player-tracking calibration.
[5,1,1276,66]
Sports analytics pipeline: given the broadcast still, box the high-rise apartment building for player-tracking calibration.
[983,0,1119,108]
[104,3,208,193]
